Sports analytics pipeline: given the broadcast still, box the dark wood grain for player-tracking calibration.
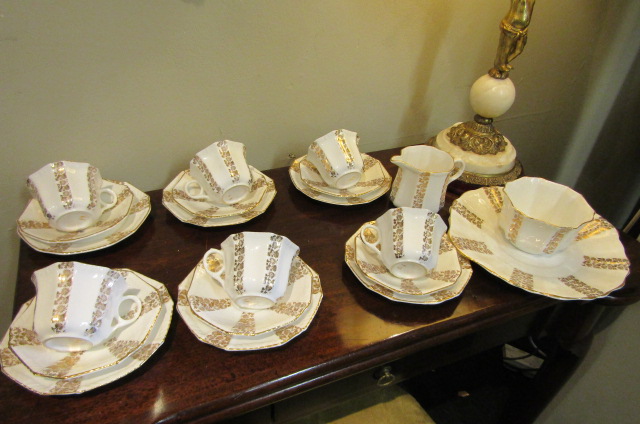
[2,148,638,424]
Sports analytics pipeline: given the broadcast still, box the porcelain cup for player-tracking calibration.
[306,129,364,189]
[186,140,253,205]
[32,262,142,352]
[203,232,300,309]
[390,145,465,212]
[27,161,118,232]
[361,207,447,279]
[498,177,595,255]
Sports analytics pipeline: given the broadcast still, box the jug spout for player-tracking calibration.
[390,154,404,167]
[390,154,419,173]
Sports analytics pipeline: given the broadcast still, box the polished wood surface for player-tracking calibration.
[2,148,638,423]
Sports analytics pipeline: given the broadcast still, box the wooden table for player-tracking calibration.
[2,148,639,423]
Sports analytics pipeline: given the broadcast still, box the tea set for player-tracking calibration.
[449,180,630,300]
[162,140,277,227]
[176,232,323,351]
[4,129,630,395]
[289,129,392,205]
[17,161,151,255]
[2,262,173,395]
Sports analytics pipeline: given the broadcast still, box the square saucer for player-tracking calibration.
[355,226,461,295]
[177,262,323,351]
[449,186,630,300]
[163,167,276,227]
[17,180,133,244]
[9,270,162,380]
[345,226,473,304]
[1,271,173,395]
[17,182,151,255]
[289,154,391,205]
[299,154,389,198]
[173,167,267,218]
[186,257,313,336]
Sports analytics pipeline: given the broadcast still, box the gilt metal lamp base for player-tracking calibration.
[426,135,522,186]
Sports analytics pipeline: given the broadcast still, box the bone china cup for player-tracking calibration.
[306,129,364,189]
[361,207,447,279]
[203,232,300,310]
[498,177,595,255]
[27,161,117,232]
[186,140,253,205]
[32,262,142,352]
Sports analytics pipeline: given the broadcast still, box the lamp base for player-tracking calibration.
[427,125,522,186]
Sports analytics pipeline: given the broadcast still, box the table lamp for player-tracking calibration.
[428,0,535,186]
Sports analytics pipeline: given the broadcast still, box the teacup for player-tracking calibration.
[361,207,447,279]
[498,177,595,255]
[186,140,253,205]
[306,129,364,189]
[32,262,142,352]
[203,232,300,309]
[27,161,118,232]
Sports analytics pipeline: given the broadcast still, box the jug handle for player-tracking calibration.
[449,159,466,181]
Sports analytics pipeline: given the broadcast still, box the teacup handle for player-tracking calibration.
[99,186,118,211]
[449,159,466,181]
[360,223,382,255]
[184,180,210,200]
[203,248,225,285]
[111,295,143,331]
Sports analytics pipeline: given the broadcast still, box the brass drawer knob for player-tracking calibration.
[376,366,396,387]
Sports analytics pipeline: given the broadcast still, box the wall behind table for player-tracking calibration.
[0,0,620,332]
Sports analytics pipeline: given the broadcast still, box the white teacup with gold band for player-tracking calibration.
[203,232,300,310]
[32,262,142,352]
[361,207,447,280]
[27,161,118,232]
[186,140,253,205]
[390,145,465,212]
[498,177,596,255]
[306,129,364,189]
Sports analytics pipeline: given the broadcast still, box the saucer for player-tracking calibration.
[9,270,162,380]
[449,186,630,300]
[177,263,323,351]
[289,154,391,205]
[171,167,267,218]
[299,154,390,198]
[187,256,313,335]
[17,182,151,255]
[163,168,276,227]
[356,226,461,295]
[17,180,134,243]
[1,271,173,395]
[345,228,473,304]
